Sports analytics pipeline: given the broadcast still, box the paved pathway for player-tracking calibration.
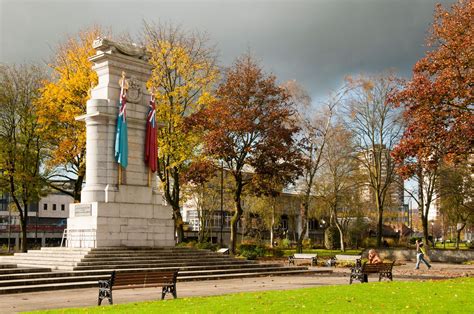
[1,262,471,313]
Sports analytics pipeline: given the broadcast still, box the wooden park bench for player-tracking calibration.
[98,270,178,305]
[327,254,362,267]
[288,253,317,266]
[349,261,394,284]
[333,254,362,266]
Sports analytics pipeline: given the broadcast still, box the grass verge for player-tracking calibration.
[30,277,473,314]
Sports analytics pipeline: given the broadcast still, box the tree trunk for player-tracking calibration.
[333,209,345,252]
[73,171,85,202]
[19,203,28,253]
[270,201,275,248]
[173,205,184,243]
[455,223,466,249]
[421,211,429,246]
[230,180,244,255]
[296,202,308,253]
[375,194,383,248]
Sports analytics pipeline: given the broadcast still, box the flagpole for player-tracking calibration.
[119,165,122,185]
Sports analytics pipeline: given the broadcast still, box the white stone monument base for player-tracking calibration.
[67,186,175,248]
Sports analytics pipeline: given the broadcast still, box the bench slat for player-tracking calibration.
[114,283,169,290]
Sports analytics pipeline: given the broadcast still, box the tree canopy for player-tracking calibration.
[200,54,302,254]
[38,26,103,201]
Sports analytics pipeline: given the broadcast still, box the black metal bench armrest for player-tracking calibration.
[98,279,111,289]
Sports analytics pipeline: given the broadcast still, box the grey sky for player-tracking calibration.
[0,0,454,102]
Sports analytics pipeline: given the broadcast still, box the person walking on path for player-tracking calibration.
[415,239,432,270]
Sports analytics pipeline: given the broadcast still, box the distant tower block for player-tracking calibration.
[67,38,174,248]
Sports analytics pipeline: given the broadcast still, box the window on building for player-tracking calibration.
[308,218,319,230]
[53,204,57,211]
[280,215,289,230]
[61,204,65,211]
[43,204,48,210]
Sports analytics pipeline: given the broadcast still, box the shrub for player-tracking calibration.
[302,238,312,249]
[324,226,340,250]
[409,237,423,245]
[238,244,267,260]
[176,241,196,248]
[196,242,218,251]
[270,247,284,257]
[281,238,291,249]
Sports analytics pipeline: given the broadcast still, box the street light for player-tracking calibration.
[220,160,224,246]
[431,221,435,248]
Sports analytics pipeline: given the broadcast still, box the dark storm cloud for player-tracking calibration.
[0,0,455,100]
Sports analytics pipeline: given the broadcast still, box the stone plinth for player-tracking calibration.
[67,38,174,248]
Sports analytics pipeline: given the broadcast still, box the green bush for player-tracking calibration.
[270,247,284,257]
[302,238,312,249]
[324,226,340,250]
[281,238,291,249]
[196,242,218,251]
[176,241,218,251]
[409,237,423,245]
[238,244,267,260]
[176,241,196,248]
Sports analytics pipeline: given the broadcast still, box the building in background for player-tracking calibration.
[0,190,72,251]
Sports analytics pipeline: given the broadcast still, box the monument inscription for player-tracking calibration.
[74,204,92,216]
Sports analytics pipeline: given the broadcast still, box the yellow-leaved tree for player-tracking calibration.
[144,23,219,242]
[39,27,104,202]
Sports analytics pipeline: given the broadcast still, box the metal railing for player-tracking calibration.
[61,228,97,248]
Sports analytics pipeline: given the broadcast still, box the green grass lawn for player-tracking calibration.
[30,278,474,314]
[433,242,470,250]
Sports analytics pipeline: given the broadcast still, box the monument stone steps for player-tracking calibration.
[81,254,236,260]
[0,247,325,294]
[76,259,248,267]
[77,255,244,264]
[4,253,231,261]
[0,264,17,269]
[38,247,92,252]
[73,260,256,270]
[0,263,294,282]
[0,266,313,288]
[74,261,274,271]
[0,247,250,271]
[83,252,234,258]
[1,256,83,263]
[0,267,50,276]
[0,268,323,295]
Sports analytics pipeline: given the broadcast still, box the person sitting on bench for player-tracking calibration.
[363,249,382,282]
[368,249,382,264]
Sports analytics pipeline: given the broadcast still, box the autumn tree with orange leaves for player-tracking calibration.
[199,54,302,254]
[144,23,219,243]
[39,27,104,202]
[391,0,473,244]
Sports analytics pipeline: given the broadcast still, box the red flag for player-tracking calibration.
[145,96,157,172]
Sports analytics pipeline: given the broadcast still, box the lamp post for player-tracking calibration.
[431,221,435,248]
[220,160,224,246]
[7,204,11,253]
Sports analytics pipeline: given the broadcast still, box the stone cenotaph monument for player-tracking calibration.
[67,38,174,248]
